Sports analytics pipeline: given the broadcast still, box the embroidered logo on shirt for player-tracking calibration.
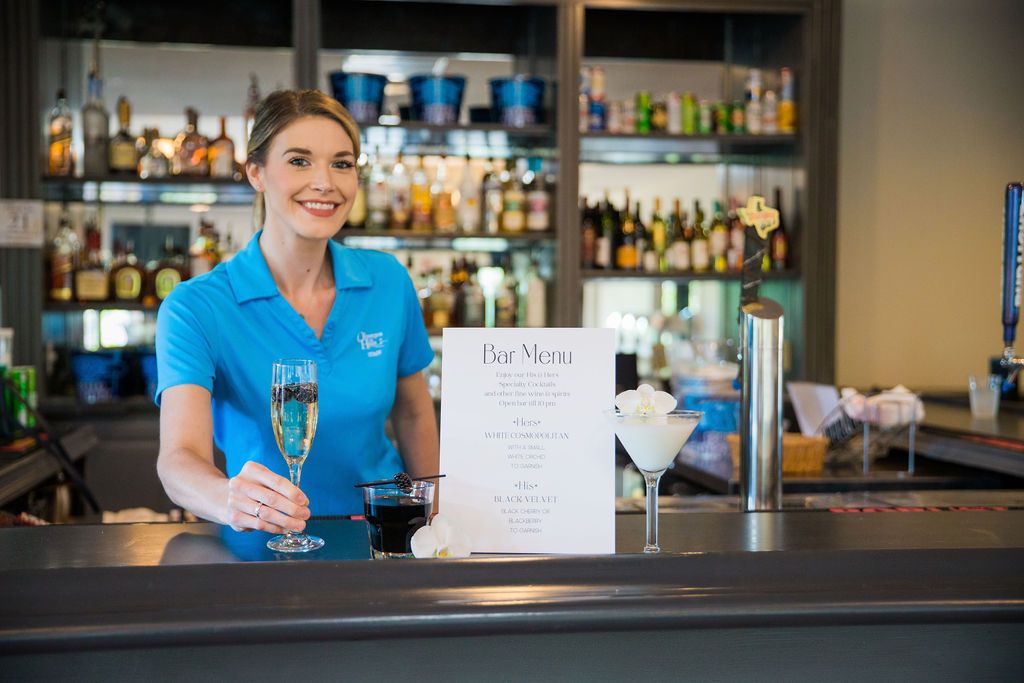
[357,331,386,357]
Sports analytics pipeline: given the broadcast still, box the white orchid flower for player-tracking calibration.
[614,383,677,415]
[411,514,471,558]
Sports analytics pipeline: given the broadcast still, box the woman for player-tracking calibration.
[155,90,438,533]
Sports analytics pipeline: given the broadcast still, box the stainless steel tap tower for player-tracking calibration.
[739,297,784,511]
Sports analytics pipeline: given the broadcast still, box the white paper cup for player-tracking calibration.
[968,374,1001,419]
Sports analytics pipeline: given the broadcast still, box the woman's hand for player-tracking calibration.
[226,461,311,533]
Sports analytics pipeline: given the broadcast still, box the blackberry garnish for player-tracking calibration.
[394,472,413,493]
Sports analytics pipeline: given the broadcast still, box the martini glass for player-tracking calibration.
[608,409,703,553]
[268,358,324,552]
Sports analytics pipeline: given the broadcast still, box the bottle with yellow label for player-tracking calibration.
[152,236,189,304]
[74,215,109,302]
[111,240,144,302]
[778,68,796,134]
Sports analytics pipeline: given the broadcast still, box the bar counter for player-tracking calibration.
[3,510,1023,680]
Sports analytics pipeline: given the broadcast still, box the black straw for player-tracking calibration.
[353,474,446,488]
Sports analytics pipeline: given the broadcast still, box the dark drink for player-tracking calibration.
[365,495,430,557]
[362,480,435,559]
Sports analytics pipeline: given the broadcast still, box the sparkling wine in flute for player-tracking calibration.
[267,359,324,552]
[271,382,318,467]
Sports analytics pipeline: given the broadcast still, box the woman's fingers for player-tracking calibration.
[228,461,311,532]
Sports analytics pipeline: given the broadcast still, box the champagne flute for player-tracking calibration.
[608,409,703,553]
[268,358,324,552]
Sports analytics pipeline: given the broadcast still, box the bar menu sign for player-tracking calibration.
[439,328,615,554]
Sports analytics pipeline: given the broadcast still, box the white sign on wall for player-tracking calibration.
[0,200,44,248]
[439,327,616,554]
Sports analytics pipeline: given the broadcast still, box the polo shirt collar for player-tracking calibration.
[227,231,372,304]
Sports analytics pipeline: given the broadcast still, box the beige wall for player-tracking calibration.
[837,0,1024,391]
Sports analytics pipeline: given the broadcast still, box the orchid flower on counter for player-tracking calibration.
[411,514,471,559]
[614,383,677,415]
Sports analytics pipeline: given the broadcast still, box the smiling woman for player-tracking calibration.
[154,90,439,534]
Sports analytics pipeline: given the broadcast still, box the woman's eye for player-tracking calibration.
[332,160,354,170]
[288,157,310,167]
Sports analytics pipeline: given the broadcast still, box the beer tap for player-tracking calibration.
[999,183,1024,390]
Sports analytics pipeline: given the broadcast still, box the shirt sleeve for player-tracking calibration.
[154,282,218,406]
[396,264,434,378]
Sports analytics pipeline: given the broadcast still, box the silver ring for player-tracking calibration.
[254,501,265,519]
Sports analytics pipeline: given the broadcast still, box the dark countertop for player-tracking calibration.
[3,511,1022,679]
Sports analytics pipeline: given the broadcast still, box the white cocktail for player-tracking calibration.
[609,409,703,553]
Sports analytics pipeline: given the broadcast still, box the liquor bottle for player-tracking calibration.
[81,65,109,177]
[727,197,745,271]
[463,261,485,327]
[525,159,551,232]
[523,259,546,328]
[243,73,261,152]
[690,199,710,272]
[770,187,789,270]
[481,159,504,234]
[448,257,469,327]
[648,197,668,272]
[428,266,452,328]
[666,199,689,271]
[137,128,168,179]
[347,152,368,228]
[596,191,617,270]
[634,200,650,272]
[455,154,481,233]
[387,151,412,230]
[365,147,389,231]
[431,155,457,233]
[762,90,779,134]
[730,100,746,134]
[152,236,189,303]
[746,69,763,136]
[501,158,526,233]
[108,96,138,175]
[709,200,729,272]
[208,116,236,179]
[189,220,221,276]
[580,198,597,269]
[47,89,74,176]
[74,214,108,302]
[47,206,79,301]
[616,192,638,270]
[111,240,144,302]
[778,68,796,133]
[410,157,432,232]
[173,108,209,176]
[495,260,518,327]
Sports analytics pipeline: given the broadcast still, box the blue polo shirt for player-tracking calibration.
[155,232,433,516]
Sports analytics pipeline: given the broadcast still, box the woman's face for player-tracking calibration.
[246,115,358,241]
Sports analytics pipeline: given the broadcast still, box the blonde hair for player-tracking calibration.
[247,89,361,230]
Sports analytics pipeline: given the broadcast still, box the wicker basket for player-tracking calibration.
[727,433,829,476]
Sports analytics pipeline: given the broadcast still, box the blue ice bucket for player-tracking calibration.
[328,71,388,124]
[489,76,545,127]
[408,75,466,125]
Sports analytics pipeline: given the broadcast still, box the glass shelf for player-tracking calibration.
[580,132,798,164]
[335,229,556,251]
[41,176,255,205]
[43,302,159,313]
[580,268,799,282]
[360,122,557,158]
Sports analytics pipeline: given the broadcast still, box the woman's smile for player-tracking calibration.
[297,199,340,218]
